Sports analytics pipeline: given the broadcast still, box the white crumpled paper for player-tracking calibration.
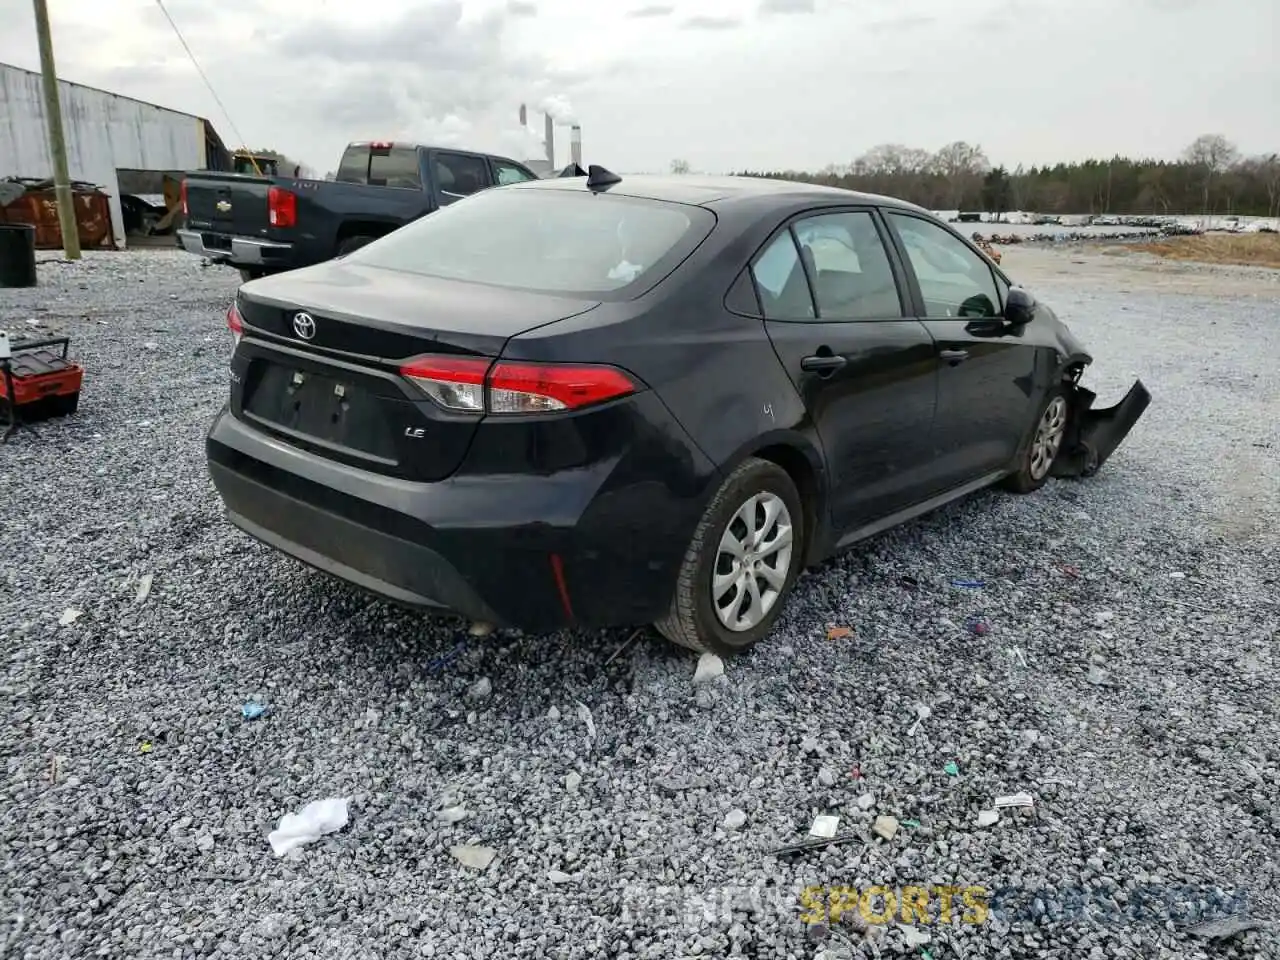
[268,797,350,856]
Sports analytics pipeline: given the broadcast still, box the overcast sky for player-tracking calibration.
[0,0,1275,174]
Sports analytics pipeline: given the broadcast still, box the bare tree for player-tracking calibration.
[1008,163,1027,211]
[1182,134,1240,214]
[930,141,990,209]
[1136,166,1170,214]
[669,158,691,175]
[1257,154,1280,218]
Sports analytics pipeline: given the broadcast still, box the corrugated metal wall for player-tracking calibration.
[0,62,204,248]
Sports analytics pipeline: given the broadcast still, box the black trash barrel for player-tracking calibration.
[0,223,38,288]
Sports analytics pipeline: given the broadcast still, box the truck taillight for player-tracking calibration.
[227,302,244,351]
[267,186,296,227]
[399,356,638,415]
[180,179,188,216]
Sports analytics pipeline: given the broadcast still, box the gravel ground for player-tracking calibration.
[2,248,1278,960]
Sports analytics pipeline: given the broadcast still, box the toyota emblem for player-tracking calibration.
[292,311,316,340]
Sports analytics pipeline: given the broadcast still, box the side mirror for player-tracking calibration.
[1004,286,1036,325]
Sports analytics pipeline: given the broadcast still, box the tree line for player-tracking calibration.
[711,135,1280,218]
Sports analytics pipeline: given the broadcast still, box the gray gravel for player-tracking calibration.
[2,248,1278,959]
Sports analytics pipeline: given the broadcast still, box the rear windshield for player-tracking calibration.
[344,187,715,298]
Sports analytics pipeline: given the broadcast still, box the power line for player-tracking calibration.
[153,0,250,151]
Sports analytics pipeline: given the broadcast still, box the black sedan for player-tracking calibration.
[206,166,1149,655]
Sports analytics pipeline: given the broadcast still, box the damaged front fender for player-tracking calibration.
[1051,379,1151,478]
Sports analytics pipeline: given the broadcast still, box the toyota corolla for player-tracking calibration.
[206,166,1150,654]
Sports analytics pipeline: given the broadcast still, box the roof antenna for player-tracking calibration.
[585,164,622,192]
[557,163,586,178]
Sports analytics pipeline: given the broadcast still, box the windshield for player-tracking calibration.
[344,187,715,298]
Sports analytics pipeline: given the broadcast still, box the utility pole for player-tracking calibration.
[32,0,81,259]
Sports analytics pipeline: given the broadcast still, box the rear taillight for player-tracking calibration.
[227,302,243,350]
[267,186,296,228]
[399,356,638,414]
[180,179,188,216]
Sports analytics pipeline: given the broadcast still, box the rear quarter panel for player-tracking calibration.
[504,197,827,536]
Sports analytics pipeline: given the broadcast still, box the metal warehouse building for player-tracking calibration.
[0,60,228,248]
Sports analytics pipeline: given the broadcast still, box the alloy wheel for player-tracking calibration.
[1029,395,1068,480]
[712,492,795,632]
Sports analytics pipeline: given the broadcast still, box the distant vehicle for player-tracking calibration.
[206,169,1150,654]
[231,152,282,177]
[177,141,541,280]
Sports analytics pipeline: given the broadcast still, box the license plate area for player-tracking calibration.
[243,361,399,462]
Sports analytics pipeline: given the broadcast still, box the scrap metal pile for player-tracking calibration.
[973,222,1206,246]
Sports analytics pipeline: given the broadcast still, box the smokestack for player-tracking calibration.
[544,112,555,167]
[519,103,527,127]
[570,124,582,166]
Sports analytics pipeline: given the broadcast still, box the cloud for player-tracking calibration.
[267,2,511,70]
[506,0,538,15]
[235,0,573,162]
[682,14,741,29]
[538,94,576,124]
[863,14,936,32]
[627,3,675,16]
[759,0,816,13]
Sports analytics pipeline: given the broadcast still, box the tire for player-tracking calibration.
[336,235,375,256]
[238,268,266,282]
[655,457,806,655]
[1003,385,1070,494]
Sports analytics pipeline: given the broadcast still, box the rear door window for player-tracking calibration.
[493,160,538,185]
[433,153,494,203]
[344,188,714,299]
[792,211,904,319]
[368,146,422,189]
[335,145,370,184]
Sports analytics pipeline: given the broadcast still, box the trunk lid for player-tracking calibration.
[232,260,601,482]
[185,172,273,236]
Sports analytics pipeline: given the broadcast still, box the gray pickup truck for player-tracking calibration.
[177,141,541,279]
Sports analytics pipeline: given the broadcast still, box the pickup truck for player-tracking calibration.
[176,142,541,279]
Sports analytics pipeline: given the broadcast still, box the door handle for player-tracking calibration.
[800,354,847,373]
[939,349,970,364]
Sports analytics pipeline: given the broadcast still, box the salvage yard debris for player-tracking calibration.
[809,815,839,839]
[693,652,725,682]
[268,797,350,856]
[449,844,496,870]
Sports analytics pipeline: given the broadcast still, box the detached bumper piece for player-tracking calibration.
[1052,379,1151,478]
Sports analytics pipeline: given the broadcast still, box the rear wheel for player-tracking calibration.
[655,458,805,655]
[1003,386,1069,493]
[336,235,376,257]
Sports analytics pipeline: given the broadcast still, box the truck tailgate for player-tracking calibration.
[185,173,273,236]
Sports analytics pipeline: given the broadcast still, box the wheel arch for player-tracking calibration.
[723,431,829,566]
[1055,351,1092,383]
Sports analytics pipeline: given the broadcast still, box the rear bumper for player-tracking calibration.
[205,401,713,631]
[177,229,294,268]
